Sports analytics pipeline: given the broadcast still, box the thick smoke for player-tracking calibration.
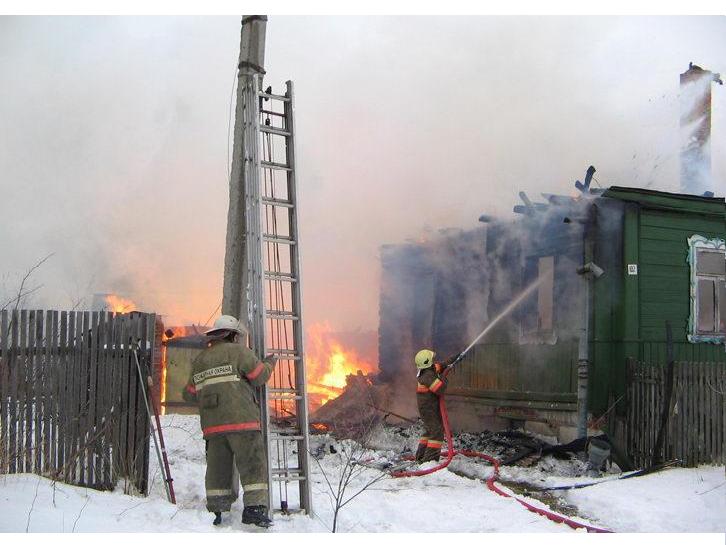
[0,16,724,334]
[377,194,593,375]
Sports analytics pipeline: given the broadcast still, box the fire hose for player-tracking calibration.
[390,362,611,533]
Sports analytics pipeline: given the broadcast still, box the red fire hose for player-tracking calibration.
[391,370,611,533]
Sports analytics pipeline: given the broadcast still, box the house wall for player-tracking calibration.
[594,189,726,420]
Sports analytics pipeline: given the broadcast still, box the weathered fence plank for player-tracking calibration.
[19,310,29,474]
[93,311,106,487]
[34,310,44,474]
[57,311,68,474]
[135,314,150,493]
[86,311,99,486]
[111,311,123,483]
[8,312,19,474]
[0,311,9,472]
[68,311,79,482]
[43,310,51,474]
[101,311,115,488]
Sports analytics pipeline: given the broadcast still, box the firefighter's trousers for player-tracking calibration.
[205,431,268,512]
[416,396,444,462]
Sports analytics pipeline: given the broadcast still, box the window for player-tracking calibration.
[688,235,726,343]
[521,255,555,341]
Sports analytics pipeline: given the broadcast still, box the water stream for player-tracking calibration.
[460,276,545,358]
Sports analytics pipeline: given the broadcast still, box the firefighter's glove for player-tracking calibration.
[443,352,462,367]
[263,354,278,367]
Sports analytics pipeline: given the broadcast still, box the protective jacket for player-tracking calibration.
[183,341,274,439]
[415,363,448,462]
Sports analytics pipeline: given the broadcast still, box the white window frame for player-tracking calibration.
[687,235,726,343]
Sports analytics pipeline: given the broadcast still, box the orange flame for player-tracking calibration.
[311,422,330,432]
[162,326,188,341]
[105,294,137,313]
[305,322,377,412]
[159,341,167,415]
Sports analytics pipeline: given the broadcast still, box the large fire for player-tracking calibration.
[305,322,377,412]
[105,294,137,313]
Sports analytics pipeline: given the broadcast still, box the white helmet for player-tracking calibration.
[205,315,247,336]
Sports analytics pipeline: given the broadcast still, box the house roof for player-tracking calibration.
[602,185,726,216]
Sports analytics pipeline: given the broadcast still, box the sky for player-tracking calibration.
[0,16,725,331]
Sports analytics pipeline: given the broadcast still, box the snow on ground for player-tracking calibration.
[564,467,725,533]
[0,414,724,532]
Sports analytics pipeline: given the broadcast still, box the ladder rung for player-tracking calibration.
[268,391,303,399]
[267,312,299,321]
[260,109,286,117]
[269,395,303,401]
[264,272,298,282]
[267,348,298,355]
[272,508,307,515]
[263,235,296,245]
[260,125,291,137]
[261,160,293,172]
[259,91,291,103]
[261,197,294,208]
[270,434,305,440]
[272,475,307,482]
[269,428,302,435]
[266,355,301,361]
[271,468,305,475]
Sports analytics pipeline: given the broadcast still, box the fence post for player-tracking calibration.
[653,322,675,465]
[0,311,7,474]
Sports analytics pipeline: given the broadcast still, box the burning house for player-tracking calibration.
[378,170,726,465]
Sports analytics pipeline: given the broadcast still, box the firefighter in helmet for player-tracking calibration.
[182,315,276,528]
[414,348,458,463]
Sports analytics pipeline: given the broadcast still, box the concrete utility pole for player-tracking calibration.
[218,15,313,514]
[222,15,268,328]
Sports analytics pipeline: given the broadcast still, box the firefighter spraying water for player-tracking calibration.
[410,276,546,466]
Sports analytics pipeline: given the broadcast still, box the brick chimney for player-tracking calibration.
[680,62,722,196]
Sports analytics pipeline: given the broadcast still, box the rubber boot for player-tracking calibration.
[421,446,442,463]
[414,440,427,463]
[212,511,222,526]
[242,505,273,528]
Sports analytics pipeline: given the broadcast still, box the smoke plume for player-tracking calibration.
[0,16,724,335]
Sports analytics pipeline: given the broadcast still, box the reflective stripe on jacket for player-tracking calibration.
[182,341,273,438]
[416,366,447,397]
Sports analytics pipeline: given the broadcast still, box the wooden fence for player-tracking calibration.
[626,359,725,468]
[0,309,156,493]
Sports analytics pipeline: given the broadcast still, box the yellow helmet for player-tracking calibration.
[415,349,435,369]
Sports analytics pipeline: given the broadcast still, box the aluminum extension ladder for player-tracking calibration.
[240,75,312,514]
